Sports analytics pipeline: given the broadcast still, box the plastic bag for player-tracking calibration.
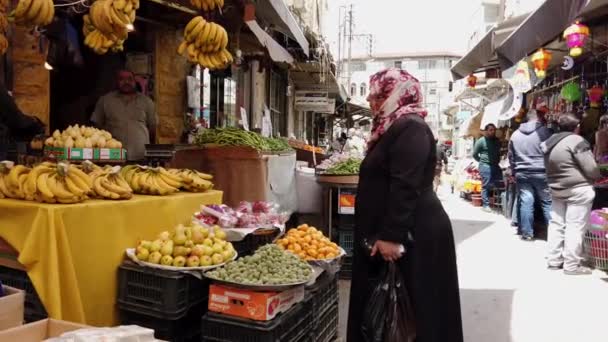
[362,262,416,342]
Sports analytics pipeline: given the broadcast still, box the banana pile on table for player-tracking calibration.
[83,0,138,54]
[189,0,223,11]
[121,165,213,195]
[0,161,92,204]
[177,16,233,70]
[0,0,9,55]
[88,166,133,200]
[13,0,54,27]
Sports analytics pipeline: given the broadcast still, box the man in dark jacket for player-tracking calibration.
[541,113,600,275]
[508,110,553,240]
[473,124,502,211]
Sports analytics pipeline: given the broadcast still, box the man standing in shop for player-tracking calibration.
[91,70,157,161]
[542,114,600,275]
[508,110,553,241]
[473,124,502,212]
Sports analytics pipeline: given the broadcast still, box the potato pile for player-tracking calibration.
[276,225,340,260]
[205,245,312,285]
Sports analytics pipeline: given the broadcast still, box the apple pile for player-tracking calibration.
[134,224,235,268]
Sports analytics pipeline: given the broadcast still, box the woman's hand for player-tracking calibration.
[371,240,405,262]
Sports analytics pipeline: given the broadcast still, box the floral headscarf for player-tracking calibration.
[367,68,428,148]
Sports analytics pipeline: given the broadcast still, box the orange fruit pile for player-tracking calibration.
[276,224,340,260]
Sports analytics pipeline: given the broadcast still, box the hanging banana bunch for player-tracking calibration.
[189,0,224,12]
[84,0,139,55]
[13,0,55,27]
[0,0,9,55]
[177,16,233,70]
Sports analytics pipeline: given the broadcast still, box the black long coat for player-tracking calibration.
[347,115,463,342]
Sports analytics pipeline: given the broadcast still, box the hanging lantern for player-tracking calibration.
[563,21,590,57]
[588,85,604,108]
[561,82,582,103]
[531,48,552,79]
[467,74,477,88]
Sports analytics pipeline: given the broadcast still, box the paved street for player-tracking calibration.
[338,192,608,342]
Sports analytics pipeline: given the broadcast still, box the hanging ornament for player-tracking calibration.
[561,82,582,103]
[564,21,590,57]
[467,74,477,88]
[588,85,604,108]
[531,48,552,79]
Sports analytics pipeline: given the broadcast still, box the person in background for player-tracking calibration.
[347,68,462,342]
[508,110,553,241]
[473,124,502,212]
[594,114,608,162]
[542,113,600,275]
[434,140,448,192]
[91,70,157,161]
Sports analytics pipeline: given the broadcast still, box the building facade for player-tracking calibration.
[344,52,461,137]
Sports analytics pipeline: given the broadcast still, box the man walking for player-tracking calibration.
[508,110,553,240]
[473,124,502,211]
[542,113,600,275]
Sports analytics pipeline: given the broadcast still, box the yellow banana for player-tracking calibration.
[150,174,175,195]
[64,176,87,197]
[7,165,29,191]
[194,170,214,180]
[128,10,135,23]
[37,172,55,199]
[157,173,180,192]
[113,0,126,10]
[200,0,209,11]
[187,18,206,42]
[57,196,81,204]
[44,0,55,26]
[67,172,91,194]
[205,23,218,46]
[132,0,139,10]
[123,1,132,13]
[198,21,212,46]
[47,174,76,199]
[14,0,34,21]
[93,176,120,199]
[23,165,51,196]
[216,0,224,8]
[68,165,93,188]
[25,0,43,22]
[101,177,130,196]
[109,7,129,26]
[177,40,188,55]
[185,16,204,38]
[129,171,142,192]
[137,171,151,193]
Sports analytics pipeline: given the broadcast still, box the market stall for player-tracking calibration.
[0,191,222,326]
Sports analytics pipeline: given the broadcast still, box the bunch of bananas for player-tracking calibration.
[177,16,233,70]
[168,168,214,192]
[0,162,92,204]
[84,0,138,54]
[121,166,182,196]
[13,0,54,27]
[0,0,9,55]
[189,0,223,11]
[89,166,133,200]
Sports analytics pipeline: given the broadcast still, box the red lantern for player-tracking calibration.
[588,85,604,108]
[564,21,590,57]
[531,49,552,79]
[467,74,477,88]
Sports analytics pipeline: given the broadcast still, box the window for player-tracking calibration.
[429,88,437,95]
[418,60,437,70]
[350,83,357,96]
[360,83,367,97]
[350,62,366,72]
[394,61,402,69]
[269,70,287,136]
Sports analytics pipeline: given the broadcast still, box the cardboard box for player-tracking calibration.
[44,147,127,161]
[208,284,305,321]
[0,286,25,330]
[0,319,88,341]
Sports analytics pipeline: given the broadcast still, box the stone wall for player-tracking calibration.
[12,27,50,132]
[155,29,190,144]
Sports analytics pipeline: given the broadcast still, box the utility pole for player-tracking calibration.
[346,4,354,94]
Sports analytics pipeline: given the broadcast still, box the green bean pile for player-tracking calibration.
[194,128,293,152]
[325,158,362,175]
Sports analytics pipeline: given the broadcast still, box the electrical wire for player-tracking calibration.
[53,0,89,7]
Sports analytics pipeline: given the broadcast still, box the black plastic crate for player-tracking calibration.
[312,302,338,342]
[0,266,48,322]
[339,255,353,280]
[117,261,208,319]
[338,230,354,256]
[201,302,312,342]
[305,272,338,328]
[231,230,279,257]
[120,303,205,342]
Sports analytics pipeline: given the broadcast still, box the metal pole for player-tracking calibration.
[346,4,353,94]
[337,6,343,80]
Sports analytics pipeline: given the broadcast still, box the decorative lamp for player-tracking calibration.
[588,85,604,108]
[563,21,590,57]
[531,49,552,79]
[561,82,582,103]
[467,74,477,88]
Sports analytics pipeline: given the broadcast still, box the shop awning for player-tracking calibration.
[255,0,309,57]
[246,20,295,65]
[450,14,528,80]
[496,0,589,70]
[291,61,345,101]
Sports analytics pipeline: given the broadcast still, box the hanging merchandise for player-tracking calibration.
[467,74,477,88]
[564,21,590,57]
[177,16,233,70]
[83,0,139,54]
[13,0,55,27]
[561,82,582,103]
[531,49,552,79]
[588,85,604,108]
[190,0,224,11]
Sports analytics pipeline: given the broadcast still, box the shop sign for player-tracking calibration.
[295,91,333,112]
[338,189,356,215]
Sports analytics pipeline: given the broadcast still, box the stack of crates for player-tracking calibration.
[337,214,355,280]
[304,272,339,342]
[0,266,48,322]
[117,261,209,342]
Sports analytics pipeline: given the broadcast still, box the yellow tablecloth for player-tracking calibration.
[0,191,222,326]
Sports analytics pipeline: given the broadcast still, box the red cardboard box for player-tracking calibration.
[208,284,305,321]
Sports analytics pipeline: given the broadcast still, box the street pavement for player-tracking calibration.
[337,190,608,342]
